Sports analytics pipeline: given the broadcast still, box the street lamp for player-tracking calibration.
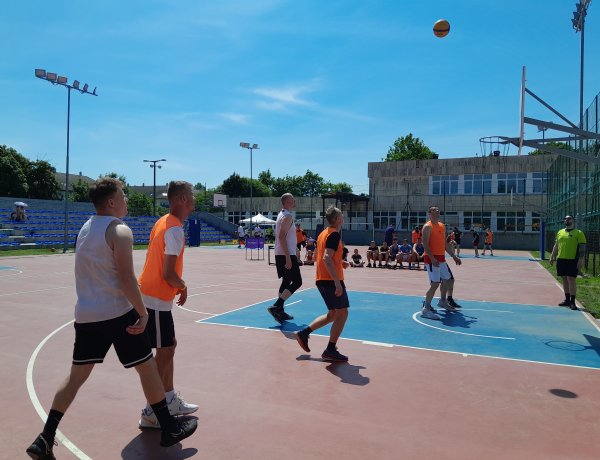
[143,159,167,215]
[572,0,591,220]
[35,68,97,253]
[239,142,259,227]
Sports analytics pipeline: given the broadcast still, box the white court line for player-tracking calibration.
[187,288,273,298]
[26,320,91,460]
[412,312,516,340]
[197,321,600,371]
[177,305,218,316]
[0,286,70,297]
[0,269,24,277]
[285,300,302,306]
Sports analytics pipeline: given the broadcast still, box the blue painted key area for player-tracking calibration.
[198,289,600,369]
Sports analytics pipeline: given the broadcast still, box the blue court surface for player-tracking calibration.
[198,289,600,369]
[0,266,16,270]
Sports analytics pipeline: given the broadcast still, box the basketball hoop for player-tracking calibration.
[479,136,511,157]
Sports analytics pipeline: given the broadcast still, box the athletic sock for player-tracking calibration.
[448,296,454,302]
[302,326,312,335]
[165,390,176,403]
[565,293,571,301]
[42,409,64,443]
[274,298,284,308]
[326,341,337,352]
[151,399,178,433]
[570,295,576,303]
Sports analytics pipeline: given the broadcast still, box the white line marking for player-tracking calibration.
[196,321,600,371]
[412,312,516,340]
[0,286,70,297]
[176,305,217,316]
[285,300,302,306]
[362,340,394,347]
[26,320,91,460]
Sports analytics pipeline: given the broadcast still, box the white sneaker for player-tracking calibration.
[168,392,199,415]
[421,306,440,320]
[139,408,161,429]
[437,299,456,312]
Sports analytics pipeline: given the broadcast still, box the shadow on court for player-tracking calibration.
[295,355,370,386]
[121,418,199,459]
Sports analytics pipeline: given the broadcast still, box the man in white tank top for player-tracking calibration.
[26,178,196,459]
[268,193,303,324]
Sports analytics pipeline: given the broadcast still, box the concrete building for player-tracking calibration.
[224,154,557,249]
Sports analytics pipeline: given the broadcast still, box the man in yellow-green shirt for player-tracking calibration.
[550,215,586,310]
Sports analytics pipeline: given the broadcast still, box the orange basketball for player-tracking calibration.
[433,19,450,38]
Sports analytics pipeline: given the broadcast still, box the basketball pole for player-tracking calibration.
[518,66,526,156]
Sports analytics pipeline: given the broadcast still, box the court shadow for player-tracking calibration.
[583,334,600,358]
[295,356,370,386]
[549,388,578,399]
[121,416,199,459]
[543,337,600,357]
[439,311,478,329]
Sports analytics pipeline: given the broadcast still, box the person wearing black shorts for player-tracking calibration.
[269,193,303,323]
[26,178,196,460]
[295,206,350,362]
[550,215,587,310]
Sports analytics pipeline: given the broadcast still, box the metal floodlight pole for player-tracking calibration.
[35,69,97,253]
[572,0,591,221]
[143,159,167,215]
[240,142,259,227]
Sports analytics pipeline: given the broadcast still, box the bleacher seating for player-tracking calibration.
[0,208,232,249]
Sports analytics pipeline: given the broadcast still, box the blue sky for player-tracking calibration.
[1,1,599,194]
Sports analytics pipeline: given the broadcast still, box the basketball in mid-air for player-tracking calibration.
[433,19,450,38]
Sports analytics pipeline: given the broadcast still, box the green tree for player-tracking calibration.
[322,181,353,193]
[383,134,437,161]
[72,179,91,202]
[27,160,60,199]
[101,172,129,195]
[528,141,574,155]
[0,153,28,196]
[127,191,154,216]
[218,173,271,197]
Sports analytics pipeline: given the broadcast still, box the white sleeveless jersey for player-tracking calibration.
[274,209,297,256]
[74,216,132,323]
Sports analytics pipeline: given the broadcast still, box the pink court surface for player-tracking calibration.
[2,246,600,459]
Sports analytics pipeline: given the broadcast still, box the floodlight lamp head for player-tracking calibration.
[73,80,80,89]
[82,83,89,92]
[252,144,259,149]
[35,69,46,78]
[46,72,57,82]
[57,76,67,85]
[240,142,250,148]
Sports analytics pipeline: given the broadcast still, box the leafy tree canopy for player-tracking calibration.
[383,134,437,161]
[528,141,574,156]
[127,191,154,216]
[256,169,352,197]
[0,145,60,199]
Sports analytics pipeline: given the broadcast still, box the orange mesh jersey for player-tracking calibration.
[315,226,343,282]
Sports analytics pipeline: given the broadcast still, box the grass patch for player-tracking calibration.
[531,251,600,318]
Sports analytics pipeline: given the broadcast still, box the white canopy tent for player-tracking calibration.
[239,213,276,226]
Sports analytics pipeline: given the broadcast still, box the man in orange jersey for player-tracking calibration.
[482,228,494,256]
[138,181,199,429]
[294,206,350,362]
[421,206,462,320]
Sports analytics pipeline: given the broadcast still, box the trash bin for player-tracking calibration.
[188,219,201,247]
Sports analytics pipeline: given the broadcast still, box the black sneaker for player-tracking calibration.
[267,306,284,324]
[558,300,571,307]
[26,433,56,460]
[295,330,310,352]
[280,310,294,321]
[160,418,198,447]
[447,299,462,309]
[321,348,348,362]
[569,302,579,311]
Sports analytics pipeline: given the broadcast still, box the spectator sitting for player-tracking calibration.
[342,243,349,262]
[378,241,390,268]
[253,225,263,238]
[388,238,400,269]
[412,237,425,270]
[398,238,415,269]
[304,249,315,265]
[10,204,27,223]
[305,237,315,252]
[350,249,365,267]
[366,241,379,268]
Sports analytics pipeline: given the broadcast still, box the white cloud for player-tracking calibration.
[219,112,250,124]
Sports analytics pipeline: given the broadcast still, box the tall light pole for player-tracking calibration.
[35,69,97,253]
[572,0,591,221]
[143,159,166,215]
[239,142,259,227]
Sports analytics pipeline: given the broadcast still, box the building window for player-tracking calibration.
[532,173,548,194]
[463,212,491,230]
[531,212,541,232]
[497,173,526,194]
[400,212,427,231]
[431,175,458,195]
[496,212,525,232]
[228,211,244,224]
[373,211,397,230]
[464,174,492,195]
